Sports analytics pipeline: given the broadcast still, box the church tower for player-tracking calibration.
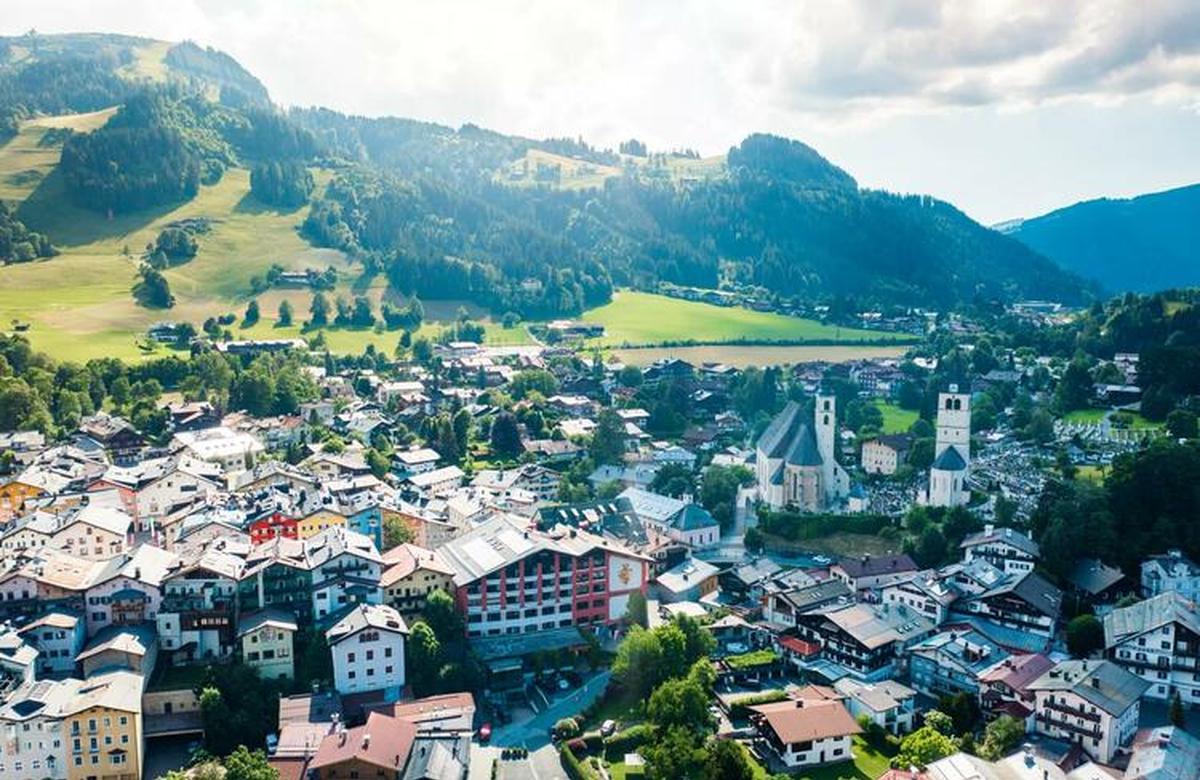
[814,393,849,505]
[927,383,971,507]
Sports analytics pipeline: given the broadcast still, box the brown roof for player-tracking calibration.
[380,543,454,587]
[310,712,417,773]
[979,653,1055,693]
[385,692,476,723]
[751,699,862,744]
[269,758,309,780]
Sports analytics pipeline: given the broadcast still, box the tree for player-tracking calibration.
[1167,409,1198,439]
[979,715,1026,761]
[223,746,278,780]
[650,463,693,498]
[309,292,330,327]
[383,512,414,548]
[243,299,260,327]
[647,676,709,730]
[277,299,294,327]
[490,411,523,458]
[1066,614,1105,657]
[1056,357,1094,413]
[923,710,955,736]
[893,725,957,770]
[406,621,443,698]
[625,589,648,628]
[701,465,752,529]
[643,725,705,780]
[1170,691,1186,728]
[590,409,626,465]
[612,627,663,698]
[134,264,174,308]
[702,740,755,780]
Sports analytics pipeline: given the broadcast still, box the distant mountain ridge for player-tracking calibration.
[0,31,1096,314]
[1002,184,1200,294]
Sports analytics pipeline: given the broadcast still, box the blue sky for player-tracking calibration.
[7,0,1200,224]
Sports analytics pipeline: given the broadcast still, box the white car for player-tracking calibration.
[600,719,617,737]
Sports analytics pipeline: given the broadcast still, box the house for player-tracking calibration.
[951,570,1063,641]
[74,414,146,466]
[60,669,145,780]
[306,526,384,622]
[961,524,1040,575]
[380,544,456,621]
[50,505,134,560]
[908,629,1009,699]
[1103,591,1200,704]
[1125,726,1200,780]
[830,554,919,593]
[156,546,244,663]
[1065,559,1126,604]
[653,557,720,604]
[749,698,862,769]
[308,711,421,780]
[18,610,85,677]
[393,447,441,477]
[793,603,934,682]
[239,609,298,682]
[1141,550,1200,602]
[881,571,958,625]
[861,435,912,476]
[978,653,1054,725]
[1029,659,1149,764]
[172,426,265,473]
[326,603,408,698]
[762,579,855,628]
[832,677,917,735]
[407,465,465,498]
[83,543,175,633]
[0,676,85,778]
[77,623,157,677]
[755,398,849,512]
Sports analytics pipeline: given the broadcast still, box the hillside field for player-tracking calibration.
[582,291,908,346]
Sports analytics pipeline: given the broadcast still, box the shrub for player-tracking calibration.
[555,717,581,739]
[602,724,656,759]
[728,690,789,721]
[559,743,600,780]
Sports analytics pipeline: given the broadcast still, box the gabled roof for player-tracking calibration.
[932,445,967,471]
[1029,659,1149,716]
[960,526,1040,557]
[751,699,862,743]
[326,604,409,645]
[310,711,417,773]
[1104,592,1200,648]
[669,503,718,532]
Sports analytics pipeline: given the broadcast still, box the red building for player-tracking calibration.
[249,511,299,545]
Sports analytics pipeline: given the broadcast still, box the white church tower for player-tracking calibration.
[815,394,849,504]
[927,383,971,507]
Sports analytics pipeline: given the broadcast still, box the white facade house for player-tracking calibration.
[750,699,862,769]
[1028,660,1148,765]
[306,527,383,621]
[960,524,1039,575]
[239,609,298,681]
[832,678,918,735]
[172,426,265,474]
[1104,591,1200,705]
[49,505,133,560]
[326,603,408,698]
[925,386,971,508]
[1141,550,1200,602]
[17,612,85,678]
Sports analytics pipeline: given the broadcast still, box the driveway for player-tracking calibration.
[491,670,612,749]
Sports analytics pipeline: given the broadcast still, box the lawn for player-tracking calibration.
[874,401,919,434]
[1062,408,1109,424]
[1062,408,1162,430]
[0,108,114,201]
[0,135,530,361]
[582,291,905,347]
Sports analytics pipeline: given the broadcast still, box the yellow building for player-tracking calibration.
[238,609,299,681]
[296,509,346,539]
[381,543,456,620]
[62,670,143,780]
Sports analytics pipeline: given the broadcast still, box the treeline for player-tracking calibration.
[250,160,314,207]
[60,122,200,214]
[0,44,132,138]
[0,202,56,263]
[1031,439,1200,579]
[0,333,318,438]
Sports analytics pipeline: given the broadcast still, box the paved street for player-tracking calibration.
[490,670,612,749]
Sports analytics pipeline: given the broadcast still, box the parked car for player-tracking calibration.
[600,719,617,737]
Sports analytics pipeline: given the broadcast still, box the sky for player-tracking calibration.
[6,0,1200,224]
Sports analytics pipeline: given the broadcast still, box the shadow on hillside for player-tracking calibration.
[233,191,307,217]
[17,168,183,248]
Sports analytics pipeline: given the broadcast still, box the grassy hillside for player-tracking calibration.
[0,108,114,200]
[0,121,526,361]
[581,290,907,346]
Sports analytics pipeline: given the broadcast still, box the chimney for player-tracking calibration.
[984,523,994,536]
[362,733,371,749]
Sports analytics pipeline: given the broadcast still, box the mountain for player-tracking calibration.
[1002,184,1200,294]
[0,31,1093,319]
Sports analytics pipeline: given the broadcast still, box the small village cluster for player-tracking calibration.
[0,338,1190,780]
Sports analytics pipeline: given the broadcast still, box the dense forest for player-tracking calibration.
[4,32,1095,317]
[0,201,55,263]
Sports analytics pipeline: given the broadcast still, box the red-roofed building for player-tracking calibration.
[309,712,417,780]
[979,652,1053,726]
[750,698,862,769]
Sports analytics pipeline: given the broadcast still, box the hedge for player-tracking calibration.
[728,690,789,721]
[559,743,600,780]
[603,723,656,758]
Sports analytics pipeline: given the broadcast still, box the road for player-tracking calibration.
[490,670,612,749]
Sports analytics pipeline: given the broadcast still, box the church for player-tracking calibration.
[756,396,850,512]
[923,383,972,507]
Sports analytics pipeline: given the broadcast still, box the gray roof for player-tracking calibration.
[932,445,967,471]
[1126,726,1200,780]
[1028,659,1149,716]
[1065,558,1125,596]
[960,526,1040,557]
[325,603,408,645]
[757,401,824,467]
[1103,592,1200,648]
[978,570,1063,619]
